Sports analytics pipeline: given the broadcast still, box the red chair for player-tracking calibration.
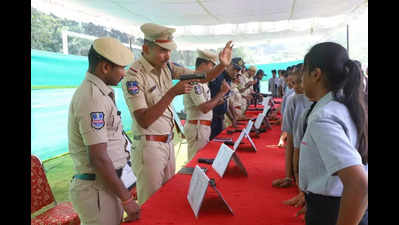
[31,155,80,225]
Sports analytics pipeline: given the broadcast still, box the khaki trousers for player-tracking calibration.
[131,138,175,205]
[184,122,211,162]
[69,178,124,225]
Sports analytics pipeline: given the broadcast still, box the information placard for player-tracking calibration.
[212,144,235,177]
[212,143,248,178]
[254,113,265,130]
[262,97,271,114]
[233,120,257,151]
[187,165,210,218]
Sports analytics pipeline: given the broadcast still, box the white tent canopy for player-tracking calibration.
[32,0,368,65]
[32,0,367,48]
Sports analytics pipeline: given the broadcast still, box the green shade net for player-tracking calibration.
[31,49,302,161]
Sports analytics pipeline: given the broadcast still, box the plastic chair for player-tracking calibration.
[31,155,80,225]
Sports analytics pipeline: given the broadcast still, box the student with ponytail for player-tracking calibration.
[299,42,368,225]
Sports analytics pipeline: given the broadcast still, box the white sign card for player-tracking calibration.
[262,96,271,106]
[212,143,235,178]
[254,103,271,130]
[262,97,271,114]
[187,165,210,218]
[254,113,265,130]
[233,120,257,152]
[212,143,249,178]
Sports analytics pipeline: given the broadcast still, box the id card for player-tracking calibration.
[120,163,136,190]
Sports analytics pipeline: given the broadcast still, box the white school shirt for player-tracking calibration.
[299,92,368,197]
[282,93,312,134]
[281,88,295,117]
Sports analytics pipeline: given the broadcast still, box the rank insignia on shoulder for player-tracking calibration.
[194,85,202,95]
[127,81,139,95]
[90,112,105,129]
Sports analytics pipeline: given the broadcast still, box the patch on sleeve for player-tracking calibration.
[126,81,139,95]
[90,112,105,129]
[194,85,202,95]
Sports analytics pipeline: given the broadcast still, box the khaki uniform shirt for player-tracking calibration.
[68,72,128,174]
[238,73,247,92]
[183,82,212,121]
[245,74,254,94]
[121,56,193,135]
[229,83,244,113]
[239,72,252,96]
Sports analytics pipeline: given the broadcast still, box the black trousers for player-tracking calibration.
[209,114,224,140]
[305,192,368,225]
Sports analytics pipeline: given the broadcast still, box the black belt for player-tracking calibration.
[73,161,131,181]
[73,173,96,181]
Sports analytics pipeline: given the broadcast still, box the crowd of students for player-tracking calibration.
[268,42,368,225]
[204,41,369,225]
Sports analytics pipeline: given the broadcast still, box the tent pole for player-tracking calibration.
[346,24,349,56]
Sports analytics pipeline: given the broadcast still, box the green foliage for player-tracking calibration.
[31,7,197,66]
[31,8,63,53]
[31,7,139,56]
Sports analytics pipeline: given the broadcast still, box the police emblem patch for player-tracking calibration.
[127,81,139,95]
[90,112,105,129]
[194,85,202,95]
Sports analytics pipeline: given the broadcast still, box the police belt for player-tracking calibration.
[73,161,132,181]
[188,120,212,126]
[133,133,174,143]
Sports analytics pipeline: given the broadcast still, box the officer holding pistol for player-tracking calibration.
[121,23,233,205]
[183,49,230,162]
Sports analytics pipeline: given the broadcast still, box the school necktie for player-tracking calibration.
[303,101,318,134]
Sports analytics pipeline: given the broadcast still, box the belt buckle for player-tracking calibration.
[166,133,173,143]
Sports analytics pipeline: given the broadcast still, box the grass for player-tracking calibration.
[42,129,188,203]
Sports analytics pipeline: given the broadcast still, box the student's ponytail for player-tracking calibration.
[340,59,368,164]
[304,42,368,164]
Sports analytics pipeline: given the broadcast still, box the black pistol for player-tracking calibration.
[179,74,206,82]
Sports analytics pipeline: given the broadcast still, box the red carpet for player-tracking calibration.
[123,99,304,225]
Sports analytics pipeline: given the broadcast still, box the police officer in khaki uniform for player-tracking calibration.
[68,37,140,225]
[243,65,257,106]
[229,75,249,120]
[183,49,230,162]
[121,23,233,205]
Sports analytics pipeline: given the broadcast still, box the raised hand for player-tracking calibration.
[219,40,233,66]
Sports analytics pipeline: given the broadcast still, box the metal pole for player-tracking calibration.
[346,24,349,55]
[62,30,68,55]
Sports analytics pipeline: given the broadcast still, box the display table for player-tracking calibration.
[123,100,304,225]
